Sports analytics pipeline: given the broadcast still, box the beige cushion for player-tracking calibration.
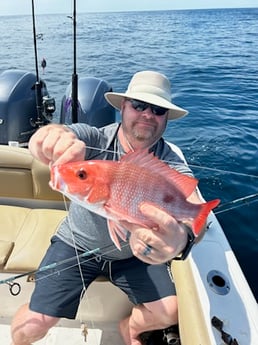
[0,145,63,201]
[0,205,67,272]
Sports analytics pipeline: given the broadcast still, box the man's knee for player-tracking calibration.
[160,296,178,324]
[144,295,178,325]
[11,304,59,344]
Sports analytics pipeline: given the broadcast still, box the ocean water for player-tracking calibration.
[0,8,257,300]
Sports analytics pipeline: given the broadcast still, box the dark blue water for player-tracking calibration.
[0,8,257,300]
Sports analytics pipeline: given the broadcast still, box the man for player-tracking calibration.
[11,71,202,345]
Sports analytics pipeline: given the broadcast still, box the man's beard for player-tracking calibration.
[131,123,156,142]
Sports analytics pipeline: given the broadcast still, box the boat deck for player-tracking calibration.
[1,322,123,345]
[0,273,130,345]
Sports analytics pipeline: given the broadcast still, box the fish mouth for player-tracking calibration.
[50,166,67,193]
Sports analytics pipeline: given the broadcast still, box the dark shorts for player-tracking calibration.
[30,236,176,319]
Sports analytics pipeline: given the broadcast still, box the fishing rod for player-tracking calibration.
[0,240,131,296]
[214,193,258,215]
[71,0,78,123]
[31,0,43,126]
[30,0,55,126]
[0,247,100,296]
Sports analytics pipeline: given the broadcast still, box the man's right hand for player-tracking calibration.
[28,124,86,166]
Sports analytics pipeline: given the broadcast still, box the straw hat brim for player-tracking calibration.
[105,92,188,120]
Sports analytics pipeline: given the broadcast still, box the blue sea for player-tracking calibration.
[0,8,257,300]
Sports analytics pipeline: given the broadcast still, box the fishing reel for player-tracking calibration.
[30,95,56,128]
[42,95,56,121]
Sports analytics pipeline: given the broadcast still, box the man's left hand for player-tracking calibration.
[123,202,188,264]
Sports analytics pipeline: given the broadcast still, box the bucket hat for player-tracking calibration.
[104,71,188,120]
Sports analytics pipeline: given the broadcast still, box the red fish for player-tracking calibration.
[50,151,220,249]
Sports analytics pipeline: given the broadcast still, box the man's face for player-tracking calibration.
[121,98,168,148]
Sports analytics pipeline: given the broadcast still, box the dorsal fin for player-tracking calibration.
[120,150,198,198]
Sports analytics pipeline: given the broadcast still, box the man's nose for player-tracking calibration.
[142,105,154,117]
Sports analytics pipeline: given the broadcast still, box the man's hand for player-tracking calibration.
[29,124,86,165]
[124,203,188,264]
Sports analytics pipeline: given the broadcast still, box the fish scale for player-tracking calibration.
[109,165,150,220]
[110,166,167,223]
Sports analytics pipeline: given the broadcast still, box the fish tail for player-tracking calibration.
[192,199,220,237]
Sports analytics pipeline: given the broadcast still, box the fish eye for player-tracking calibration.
[76,169,87,180]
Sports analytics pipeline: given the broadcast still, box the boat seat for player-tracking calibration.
[0,145,68,272]
[0,144,66,209]
[0,205,67,272]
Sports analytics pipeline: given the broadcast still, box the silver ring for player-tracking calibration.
[142,244,152,256]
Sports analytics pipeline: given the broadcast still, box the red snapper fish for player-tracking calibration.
[50,151,220,250]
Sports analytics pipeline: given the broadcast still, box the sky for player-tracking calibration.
[0,0,257,16]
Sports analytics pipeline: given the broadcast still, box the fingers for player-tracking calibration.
[28,124,86,165]
[139,203,180,234]
[51,135,86,165]
[125,203,189,263]
[129,227,178,264]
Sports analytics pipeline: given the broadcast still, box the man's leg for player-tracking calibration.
[11,303,59,345]
[120,295,178,345]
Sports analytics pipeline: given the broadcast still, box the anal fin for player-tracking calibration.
[107,219,128,250]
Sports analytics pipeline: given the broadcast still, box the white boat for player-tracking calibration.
[0,3,257,344]
[0,143,257,345]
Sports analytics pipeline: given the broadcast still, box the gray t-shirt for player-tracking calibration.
[56,122,192,260]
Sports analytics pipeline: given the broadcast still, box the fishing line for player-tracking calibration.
[84,144,258,180]
[81,144,258,214]
[188,164,258,179]
[4,144,255,287]
[35,242,130,283]
[64,194,87,304]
